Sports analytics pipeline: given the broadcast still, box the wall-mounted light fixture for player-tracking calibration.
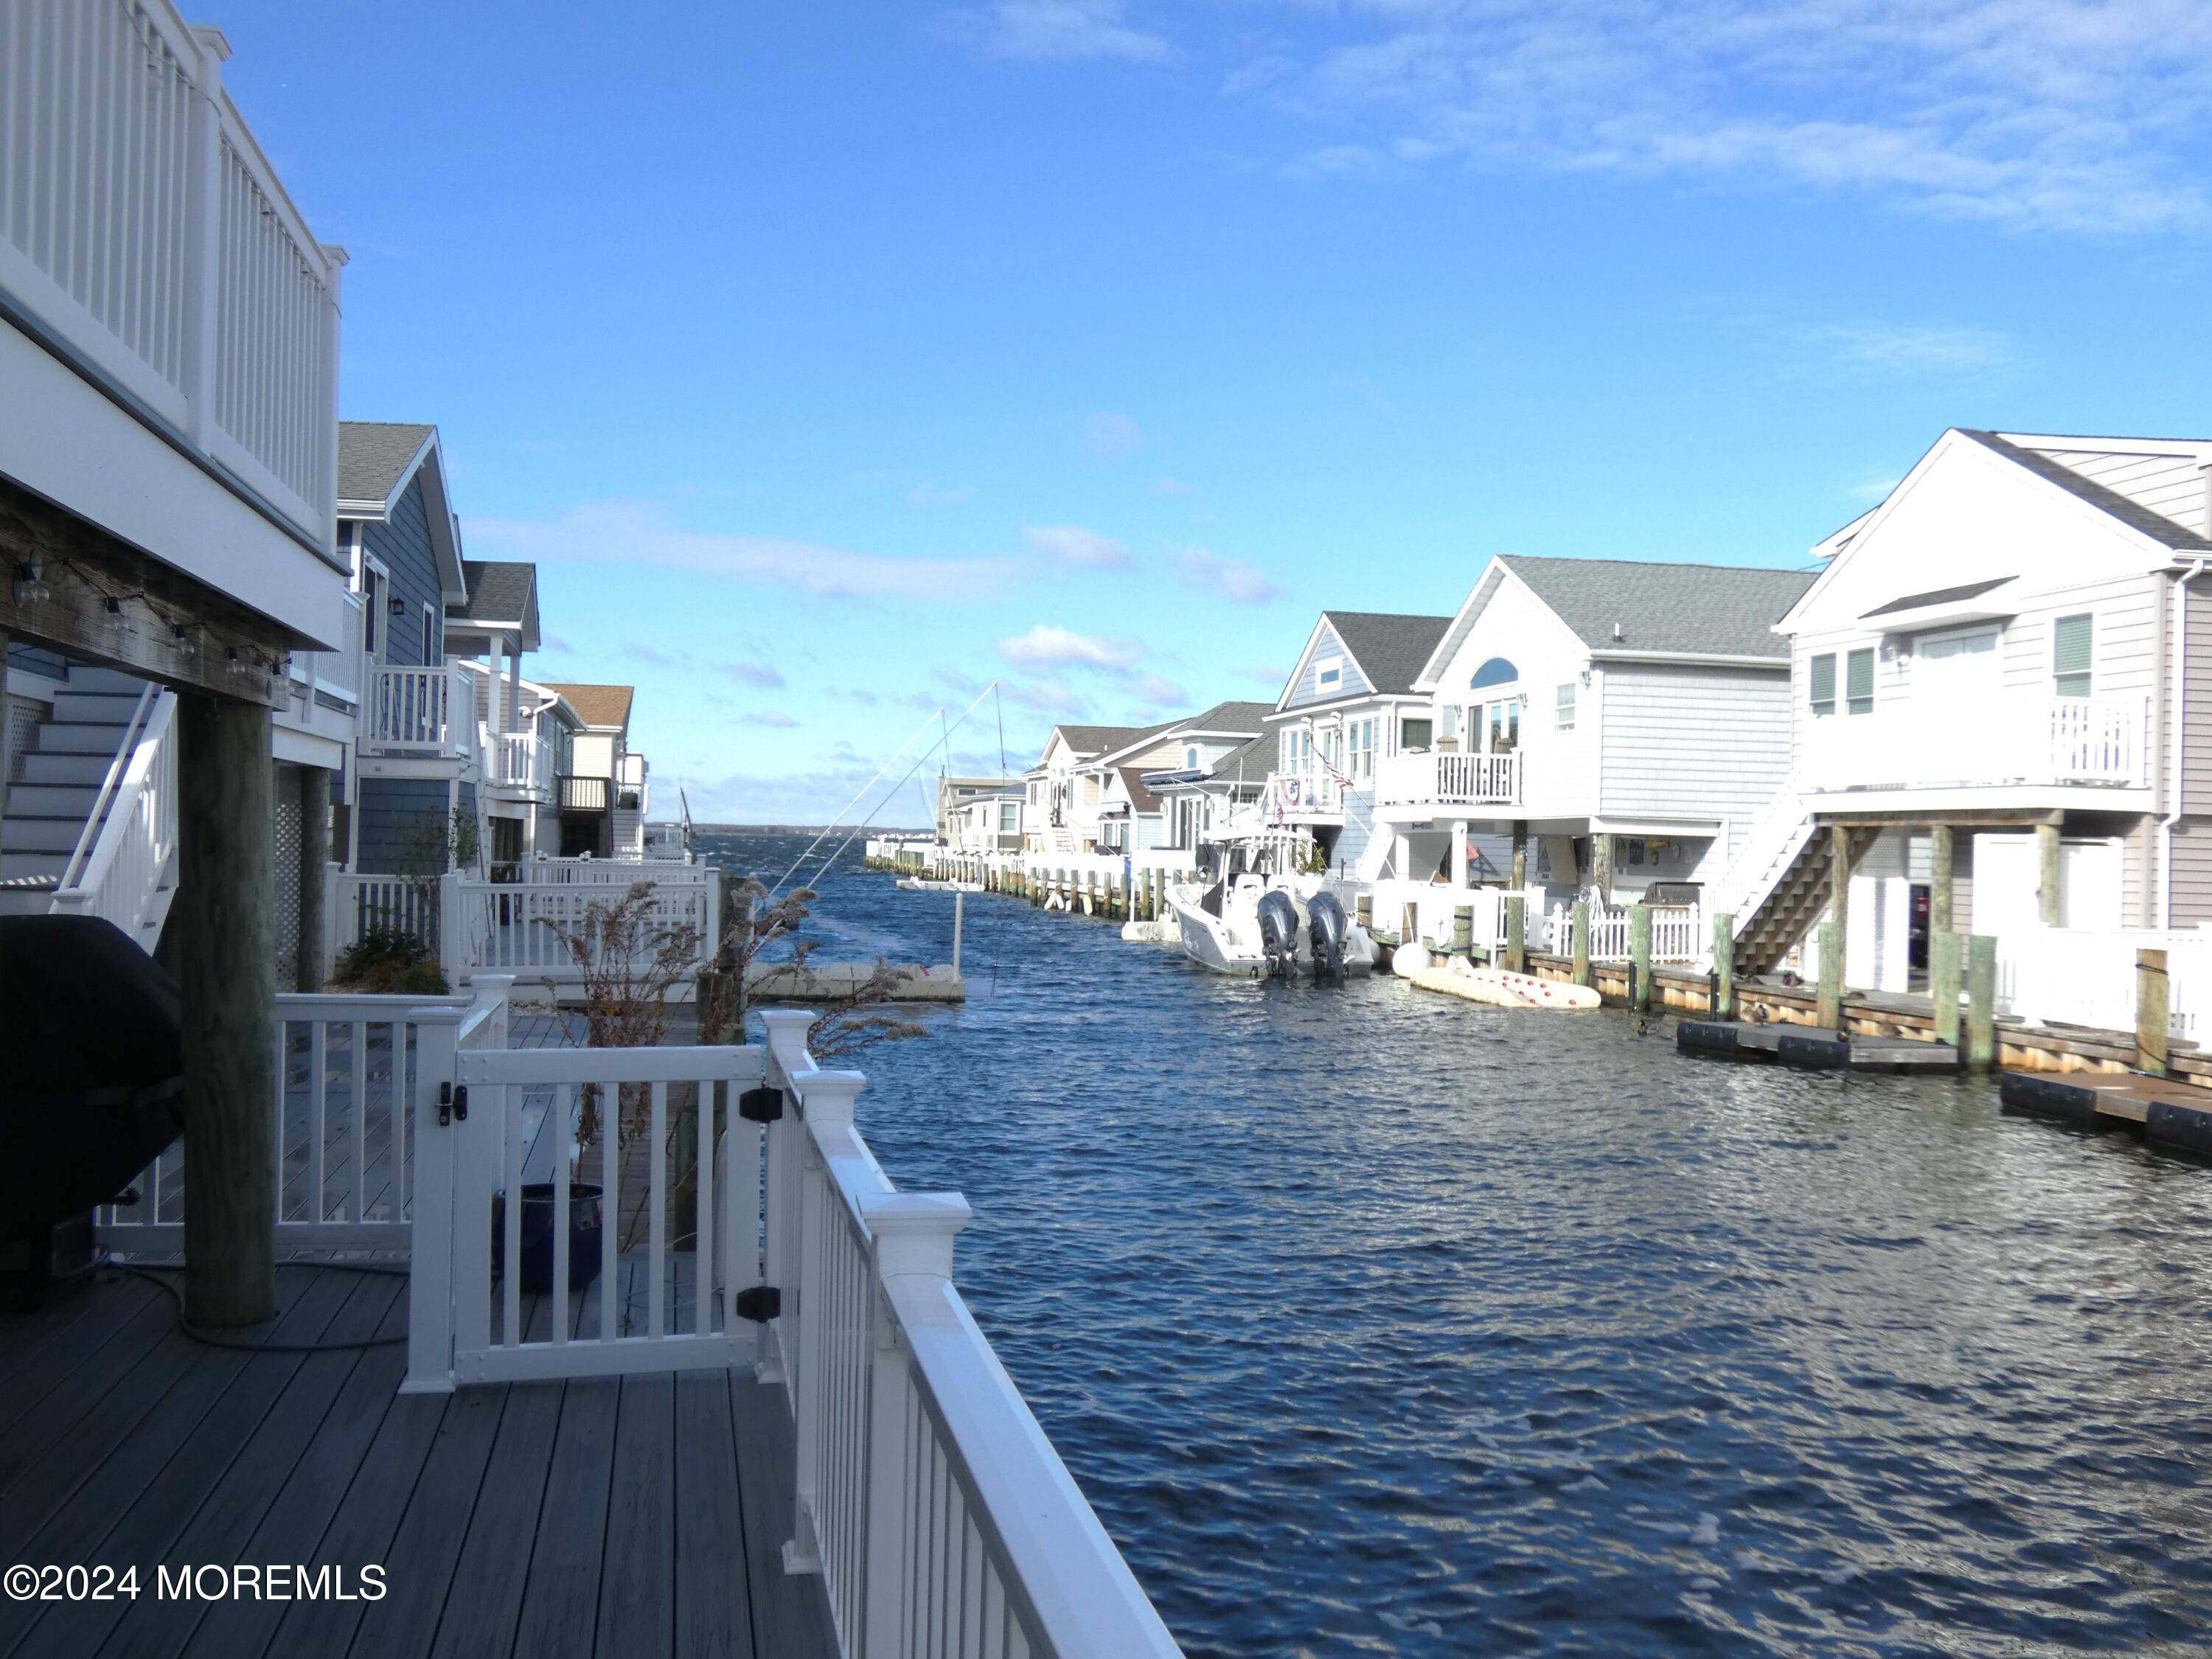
[13,558,49,605]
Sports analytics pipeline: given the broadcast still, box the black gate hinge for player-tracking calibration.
[734,1285,782,1323]
[737,1085,784,1124]
[439,1082,468,1125]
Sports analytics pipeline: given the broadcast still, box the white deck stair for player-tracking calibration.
[0,669,181,951]
[1708,784,1857,975]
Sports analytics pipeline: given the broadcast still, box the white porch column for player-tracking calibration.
[1450,820,1469,888]
[504,639,521,734]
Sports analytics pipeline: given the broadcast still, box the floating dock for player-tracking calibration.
[2000,1071,2212,1155]
[744,961,965,1003]
[1677,1019,1961,1074]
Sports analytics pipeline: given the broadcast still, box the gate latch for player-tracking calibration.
[737,1085,784,1124]
[734,1285,782,1323]
[439,1082,469,1125]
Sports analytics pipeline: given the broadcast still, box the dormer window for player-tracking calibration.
[1185,745,1198,770]
[1316,657,1342,691]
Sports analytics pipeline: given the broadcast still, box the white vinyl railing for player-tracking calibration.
[0,0,341,548]
[487,727,551,793]
[1365,881,1545,949]
[1264,768,1343,817]
[327,871,439,962]
[521,854,700,881]
[758,1015,1182,1659]
[50,684,178,953]
[1543,900,1704,964]
[1801,694,2149,793]
[439,868,720,992]
[1997,926,2212,1040]
[1373,750,1522,809]
[94,978,509,1256]
[360,662,477,758]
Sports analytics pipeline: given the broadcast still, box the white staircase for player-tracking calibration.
[0,668,181,952]
[1705,783,1829,973]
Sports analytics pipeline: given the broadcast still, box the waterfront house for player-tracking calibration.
[1148,733,1273,858]
[1374,556,1815,913]
[1262,611,1452,880]
[1022,723,1147,852]
[543,681,650,858]
[936,773,1024,848]
[1087,701,1270,854]
[446,558,549,872]
[1710,428,2212,1002]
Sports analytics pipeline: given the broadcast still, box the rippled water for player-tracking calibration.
[705,835,2212,1657]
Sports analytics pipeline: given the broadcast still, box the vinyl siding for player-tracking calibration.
[2028,448,2209,539]
[360,474,445,668]
[6,640,69,680]
[1599,664,1792,848]
[2173,819,2212,926]
[2179,576,2212,813]
[1286,621,1372,708]
[1423,570,1597,815]
[356,776,451,875]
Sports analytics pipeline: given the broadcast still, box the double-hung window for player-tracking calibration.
[1809,653,1835,718]
[1555,683,1576,731]
[2053,613,2093,698]
[1347,717,1375,780]
[1846,647,1875,715]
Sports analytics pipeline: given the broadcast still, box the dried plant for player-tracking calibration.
[698,875,818,1043]
[545,879,703,1147]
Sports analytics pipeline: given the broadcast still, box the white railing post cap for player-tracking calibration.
[864,1191,972,1280]
[757,1007,816,1035]
[796,1068,864,1122]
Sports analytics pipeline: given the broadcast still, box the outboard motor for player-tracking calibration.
[1256,889,1301,981]
[1307,890,1349,984]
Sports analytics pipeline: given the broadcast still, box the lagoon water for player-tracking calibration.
[702,834,2212,1657]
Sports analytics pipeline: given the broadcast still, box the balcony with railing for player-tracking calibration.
[1801,694,2149,797]
[1263,767,1345,821]
[359,661,479,762]
[1,1,343,557]
[1374,749,1524,812]
[484,724,553,800]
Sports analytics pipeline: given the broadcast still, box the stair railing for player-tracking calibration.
[1711,780,1814,936]
[50,686,181,950]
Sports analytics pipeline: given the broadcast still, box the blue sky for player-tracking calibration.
[218,1,2212,824]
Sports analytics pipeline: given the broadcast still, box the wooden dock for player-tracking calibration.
[1677,1019,1962,1074]
[2000,1070,2212,1155]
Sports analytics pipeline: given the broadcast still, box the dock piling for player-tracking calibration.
[1505,895,1527,974]
[1711,911,1734,1020]
[1629,903,1652,1012]
[1571,900,1590,987]
[1815,922,1843,1030]
[1930,931,1962,1046]
[1453,904,1472,958]
[1966,934,1996,1072]
[2138,947,2171,1077]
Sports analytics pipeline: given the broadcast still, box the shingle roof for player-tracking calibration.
[1051,723,1149,759]
[1208,735,1270,783]
[337,421,435,507]
[449,560,537,627]
[1170,700,1270,735]
[1321,612,1453,694]
[1498,556,1817,660]
[545,684,635,729]
[1117,767,1163,814]
[1958,429,2212,551]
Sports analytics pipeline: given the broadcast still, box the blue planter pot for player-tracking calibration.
[490,1182,605,1295]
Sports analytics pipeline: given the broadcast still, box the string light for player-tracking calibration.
[12,559,49,605]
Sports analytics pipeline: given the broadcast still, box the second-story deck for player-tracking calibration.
[1798,692,2151,801]
[1373,749,1524,813]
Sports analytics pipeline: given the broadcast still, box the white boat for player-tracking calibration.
[896,876,984,893]
[1166,872,1376,978]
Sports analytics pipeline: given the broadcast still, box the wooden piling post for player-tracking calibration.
[1506,895,1528,974]
[1930,930,1963,1046]
[1356,893,1372,935]
[1966,935,1997,1072]
[2138,947,2171,1077]
[2037,821,2063,927]
[178,695,278,1328]
[1593,833,1614,904]
[1712,911,1734,1020]
[1511,827,1527,891]
[1453,903,1472,958]
[1571,900,1590,987]
[1929,824,1953,936]
[1630,902,1652,1011]
[1815,921,1843,1030]
[298,765,330,992]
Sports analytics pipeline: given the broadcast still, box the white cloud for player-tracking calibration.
[1242,661,1290,688]
[1812,322,2017,377]
[1129,673,1189,706]
[1152,476,1200,497]
[943,1,1169,65]
[1845,474,1902,504]
[1006,680,1090,714]
[1241,0,2212,234]
[1023,524,1133,569]
[743,710,800,728]
[907,481,975,507]
[1178,546,1282,605]
[1083,411,1145,457]
[466,502,1016,603]
[998,624,1144,672]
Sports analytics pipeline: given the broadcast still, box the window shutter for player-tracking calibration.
[1809,654,1836,714]
[2053,613,2093,696]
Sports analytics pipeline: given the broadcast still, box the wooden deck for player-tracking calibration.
[0,1261,838,1659]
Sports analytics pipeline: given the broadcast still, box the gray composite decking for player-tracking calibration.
[0,1263,838,1659]
[1,1000,834,1659]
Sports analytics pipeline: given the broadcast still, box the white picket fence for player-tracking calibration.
[1365,882,1546,949]
[1543,901,1705,964]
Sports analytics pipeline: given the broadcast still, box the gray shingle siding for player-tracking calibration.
[363,473,444,667]
[357,776,451,874]
[1287,622,1371,707]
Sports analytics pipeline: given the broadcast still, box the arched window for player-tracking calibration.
[1470,657,1519,690]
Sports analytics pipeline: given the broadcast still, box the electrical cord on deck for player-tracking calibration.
[111,1259,411,1352]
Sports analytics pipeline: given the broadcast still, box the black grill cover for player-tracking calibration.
[0,914,185,1236]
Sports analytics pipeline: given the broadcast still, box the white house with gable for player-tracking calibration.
[1374,555,1815,910]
